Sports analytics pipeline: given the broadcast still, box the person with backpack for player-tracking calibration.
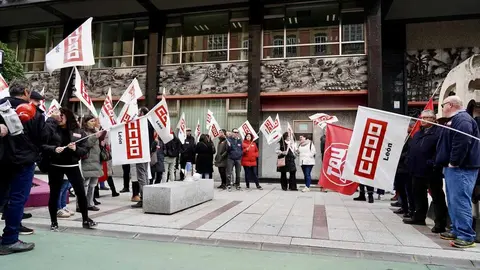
[162,134,182,183]
[297,135,316,192]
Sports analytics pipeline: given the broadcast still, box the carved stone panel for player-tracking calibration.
[260,56,368,93]
[406,47,480,101]
[79,67,147,98]
[159,62,248,95]
[25,71,61,101]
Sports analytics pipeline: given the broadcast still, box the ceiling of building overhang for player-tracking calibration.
[386,0,480,20]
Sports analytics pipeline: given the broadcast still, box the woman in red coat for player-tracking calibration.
[241,133,263,190]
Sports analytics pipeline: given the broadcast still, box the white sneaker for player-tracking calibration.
[64,207,75,216]
[302,187,310,193]
[57,209,70,218]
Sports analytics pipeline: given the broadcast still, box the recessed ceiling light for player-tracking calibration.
[194,26,199,31]
[232,22,237,28]
[199,25,204,30]
[294,17,298,24]
[326,15,329,21]
[332,14,336,21]
[204,25,209,30]
[289,17,292,24]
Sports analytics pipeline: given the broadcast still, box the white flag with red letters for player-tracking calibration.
[206,109,214,129]
[119,78,143,105]
[45,17,95,73]
[0,73,9,99]
[195,119,201,142]
[176,112,187,144]
[147,96,173,144]
[260,116,281,145]
[110,116,151,166]
[117,101,138,124]
[46,99,61,118]
[341,106,410,191]
[39,88,47,112]
[309,113,338,128]
[208,117,222,139]
[238,120,259,141]
[73,67,97,117]
[99,88,117,130]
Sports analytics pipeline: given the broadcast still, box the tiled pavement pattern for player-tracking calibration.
[24,177,480,267]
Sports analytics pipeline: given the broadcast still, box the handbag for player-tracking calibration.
[100,145,112,162]
[277,140,286,168]
[150,151,158,166]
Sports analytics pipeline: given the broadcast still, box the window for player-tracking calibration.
[262,4,365,59]
[162,10,249,64]
[228,98,247,111]
[93,20,148,68]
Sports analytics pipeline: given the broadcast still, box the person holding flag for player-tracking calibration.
[276,132,298,191]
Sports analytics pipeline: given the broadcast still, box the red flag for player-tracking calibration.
[319,124,359,195]
[410,98,434,138]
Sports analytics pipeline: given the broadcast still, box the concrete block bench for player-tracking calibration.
[143,179,214,215]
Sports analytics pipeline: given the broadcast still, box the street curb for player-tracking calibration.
[25,223,479,269]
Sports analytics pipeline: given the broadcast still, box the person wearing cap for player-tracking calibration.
[29,91,44,108]
[180,127,196,180]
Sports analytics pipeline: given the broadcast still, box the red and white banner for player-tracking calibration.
[119,78,143,105]
[319,124,359,195]
[46,99,61,118]
[0,73,9,99]
[176,112,187,144]
[73,67,97,117]
[110,116,151,166]
[238,120,259,141]
[206,109,214,129]
[99,88,117,130]
[309,113,338,128]
[45,17,95,73]
[410,98,434,138]
[259,115,281,144]
[148,96,173,144]
[117,101,138,124]
[195,119,201,142]
[342,106,410,191]
[39,88,46,112]
[208,117,222,139]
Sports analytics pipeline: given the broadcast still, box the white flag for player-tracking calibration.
[119,78,143,105]
[195,119,201,142]
[73,67,97,117]
[272,114,282,144]
[46,99,61,118]
[309,113,338,128]
[206,109,214,129]
[45,17,95,73]
[287,122,295,142]
[110,116,151,166]
[147,96,173,144]
[176,112,187,144]
[208,117,222,139]
[238,120,259,141]
[38,88,46,112]
[99,88,117,130]
[260,116,281,145]
[117,101,138,124]
[0,73,9,99]
[341,106,410,191]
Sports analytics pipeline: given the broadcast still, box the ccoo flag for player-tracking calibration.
[110,116,151,166]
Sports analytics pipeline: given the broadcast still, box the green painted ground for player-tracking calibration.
[0,231,449,270]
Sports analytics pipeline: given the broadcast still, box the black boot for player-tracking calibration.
[132,182,140,197]
[94,185,100,199]
[368,193,374,203]
[107,177,119,197]
[353,193,366,201]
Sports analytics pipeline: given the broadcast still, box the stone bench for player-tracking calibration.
[143,179,214,215]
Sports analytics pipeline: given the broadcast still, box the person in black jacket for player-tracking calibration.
[196,134,215,179]
[162,134,182,183]
[227,129,243,190]
[275,132,298,191]
[0,82,46,254]
[42,108,97,232]
[180,128,196,180]
[404,110,448,232]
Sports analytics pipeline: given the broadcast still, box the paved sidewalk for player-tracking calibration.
[22,176,480,268]
[1,231,456,270]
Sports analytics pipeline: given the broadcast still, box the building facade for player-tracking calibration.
[1,0,479,179]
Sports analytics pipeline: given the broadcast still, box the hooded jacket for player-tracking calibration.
[241,140,259,167]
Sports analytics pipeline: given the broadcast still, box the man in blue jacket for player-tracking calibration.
[226,128,242,190]
[436,96,480,248]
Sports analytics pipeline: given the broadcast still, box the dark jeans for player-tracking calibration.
[280,171,297,190]
[301,165,313,188]
[358,184,374,195]
[412,174,448,229]
[122,164,130,190]
[395,172,413,214]
[218,167,227,186]
[244,166,259,187]
[48,166,89,224]
[57,180,70,209]
[1,163,35,245]
[153,171,163,184]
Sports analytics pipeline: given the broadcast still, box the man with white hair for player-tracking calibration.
[403,110,447,233]
[436,96,480,248]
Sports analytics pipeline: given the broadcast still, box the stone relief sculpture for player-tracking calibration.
[406,47,480,101]
[159,62,248,95]
[25,72,61,101]
[260,56,367,92]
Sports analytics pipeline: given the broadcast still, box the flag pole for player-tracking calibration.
[405,84,442,141]
[59,68,75,106]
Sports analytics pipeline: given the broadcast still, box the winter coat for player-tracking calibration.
[41,121,89,166]
[320,134,326,159]
[153,140,165,173]
[241,140,259,167]
[164,136,182,158]
[436,111,480,168]
[227,137,243,160]
[215,137,228,168]
[81,129,105,178]
[276,139,297,173]
[181,135,196,163]
[396,137,410,174]
[0,97,46,165]
[297,139,316,166]
[408,126,440,177]
[196,141,214,174]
